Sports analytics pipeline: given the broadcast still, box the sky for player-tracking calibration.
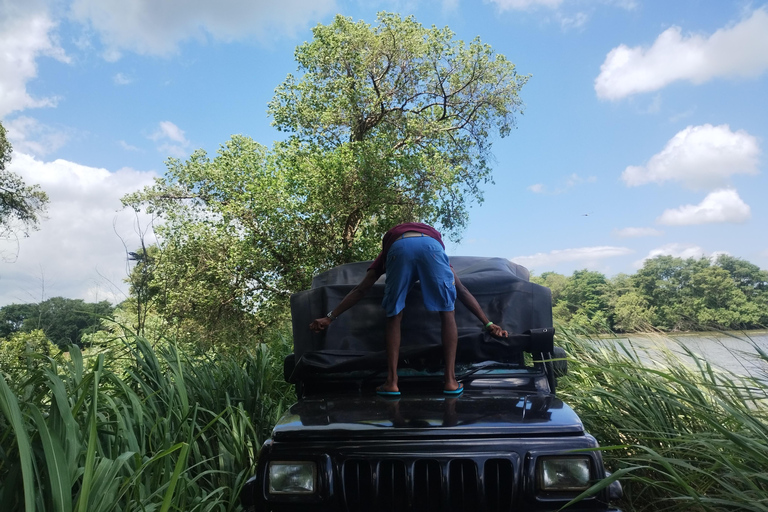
[0,0,766,306]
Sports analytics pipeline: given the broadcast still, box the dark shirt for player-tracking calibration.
[368,222,445,275]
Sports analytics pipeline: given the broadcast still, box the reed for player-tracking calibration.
[4,322,766,511]
[557,328,768,511]
[0,331,291,511]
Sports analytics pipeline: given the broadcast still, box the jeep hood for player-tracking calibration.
[272,392,584,441]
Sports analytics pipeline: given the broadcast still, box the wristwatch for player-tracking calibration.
[326,311,337,321]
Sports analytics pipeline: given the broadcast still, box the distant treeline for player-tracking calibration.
[532,254,768,332]
[1,254,765,346]
[0,297,113,347]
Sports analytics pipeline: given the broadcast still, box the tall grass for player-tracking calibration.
[4,321,767,511]
[557,328,768,511]
[0,331,292,511]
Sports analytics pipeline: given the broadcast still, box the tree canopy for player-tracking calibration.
[0,121,49,241]
[269,12,528,248]
[0,297,113,348]
[123,12,528,342]
[533,255,768,332]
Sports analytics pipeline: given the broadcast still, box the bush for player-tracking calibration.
[0,329,292,511]
[557,329,768,511]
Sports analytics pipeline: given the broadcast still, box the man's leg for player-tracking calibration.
[440,310,460,391]
[380,311,403,393]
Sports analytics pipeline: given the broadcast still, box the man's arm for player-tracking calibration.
[453,269,508,338]
[309,268,382,332]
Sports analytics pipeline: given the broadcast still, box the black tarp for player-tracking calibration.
[289,257,553,380]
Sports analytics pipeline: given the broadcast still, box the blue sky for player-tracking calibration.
[1,0,766,306]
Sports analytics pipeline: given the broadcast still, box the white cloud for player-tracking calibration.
[596,7,768,100]
[151,121,187,144]
[119,140,140,152]
[0,153,158,306]
[668,106,697,123]
[657,189,751,226]
[608,0,637,9]
[643,94,662,114]
[613,227,663,238]
[488,0,635,10]
[442,0,460,13]
[527,173,596,195]
[622,124,760,190]
[113,72,133,85]
[0,1,70,117]
[69,0,337,58]
[635,243,707,267]
[566,173,596,187]
[149,121,190,158]
[4,116,70,156]
[487,0,564,10]
[557,11,588,31]
[512,246,633,271]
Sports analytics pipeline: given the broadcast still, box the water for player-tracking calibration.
[608,330,768,377]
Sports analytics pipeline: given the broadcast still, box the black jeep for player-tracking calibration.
[241,257,622,511]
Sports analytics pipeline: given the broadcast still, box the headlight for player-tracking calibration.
[268,461,316,494]
[537,456,592,492]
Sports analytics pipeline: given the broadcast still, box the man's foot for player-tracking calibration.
[376,384,401,397]
[443,383,463,395]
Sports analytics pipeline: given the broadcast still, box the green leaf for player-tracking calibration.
[31,405,73,512]
[160,442,190,512]
[0,373,36,512]
[75,354,103,512]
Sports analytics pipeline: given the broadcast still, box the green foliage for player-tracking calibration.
[0,302,36,338]
[270,12,528,242]
[0,329,292,511]
[715,254,768,325]
[563,270,609,312]
[535,270,612,332]
[557,329,768,511]
[0,121,49,240]
[124,245,164,336]
[0,297,114,347]
[122,138,299,344]
[612,291,655,332]
[532,271,568,304]
[534,255,767,333]
[632,255,766,331]
[0,330,55,389]
[123,12,527,344]
[631,255,709,330]
[687,266,761,328]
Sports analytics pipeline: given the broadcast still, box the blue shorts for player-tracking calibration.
[381,236,457,317]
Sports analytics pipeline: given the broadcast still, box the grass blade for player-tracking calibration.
[31,405,73,512]
[160,442,190,512]
[0,373,36,512]
[75,354,103,512]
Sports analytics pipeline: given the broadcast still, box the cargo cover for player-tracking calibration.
[289,257,553,379]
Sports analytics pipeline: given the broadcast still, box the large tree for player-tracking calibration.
[270,12,527,256]
[124,12,527,340]
[0,121,49,241]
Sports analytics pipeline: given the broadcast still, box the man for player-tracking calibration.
[310,222,508,396]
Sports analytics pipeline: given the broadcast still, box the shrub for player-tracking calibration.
[558,329,768,511]
[0,330,291,511]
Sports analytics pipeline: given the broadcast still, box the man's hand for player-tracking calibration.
[310,317,332,332]
[487,323,508,338]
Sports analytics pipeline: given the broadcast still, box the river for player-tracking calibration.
[604,330,768,377]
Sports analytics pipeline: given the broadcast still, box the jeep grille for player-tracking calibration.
[342,458,515,512]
